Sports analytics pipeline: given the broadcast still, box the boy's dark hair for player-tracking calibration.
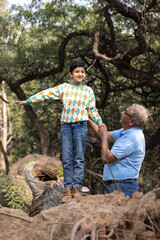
[69,60,87,73]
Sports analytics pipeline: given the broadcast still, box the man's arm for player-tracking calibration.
[87,118,114,144]
[98,124,117,164]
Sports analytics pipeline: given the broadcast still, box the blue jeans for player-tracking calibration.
[60,121,87,189]
[106,181,138,198]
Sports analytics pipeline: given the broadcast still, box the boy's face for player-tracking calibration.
[69,67,86,85]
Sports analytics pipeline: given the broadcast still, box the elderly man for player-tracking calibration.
[88,104,149,198]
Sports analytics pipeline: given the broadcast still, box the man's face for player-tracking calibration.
[120,106,134,128]
[69,67,86,85]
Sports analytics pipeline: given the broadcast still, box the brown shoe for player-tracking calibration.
[73,186,83,198]
[61,188,72,204]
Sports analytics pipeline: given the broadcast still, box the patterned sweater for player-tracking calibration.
[26,83,102,124]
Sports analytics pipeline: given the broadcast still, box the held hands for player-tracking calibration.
[99,122,105,128]
[98,122,107,139]
[15,101,27,106]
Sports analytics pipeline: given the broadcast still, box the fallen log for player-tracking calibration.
[24,161,64,217]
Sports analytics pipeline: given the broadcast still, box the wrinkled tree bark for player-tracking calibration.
[24,161,64,217]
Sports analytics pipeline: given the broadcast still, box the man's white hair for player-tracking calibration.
[130,104,149,127]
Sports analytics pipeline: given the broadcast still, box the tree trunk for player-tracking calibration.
[6,80,51,155]
[1,81,7,170]
[0,139,9,175]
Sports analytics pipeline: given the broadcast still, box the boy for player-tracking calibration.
[15,60,103,203]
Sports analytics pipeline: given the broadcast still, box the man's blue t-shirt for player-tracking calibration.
[103,127,145,181]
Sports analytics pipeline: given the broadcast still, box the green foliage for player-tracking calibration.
[0,0,159,193]
[1,176,29,213]
[56,164,63,179]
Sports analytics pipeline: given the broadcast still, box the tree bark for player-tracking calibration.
[0,139,9,175]
[24,161,64,216]
[1,82,8,170]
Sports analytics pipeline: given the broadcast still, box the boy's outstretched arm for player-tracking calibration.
[15,101,27,106]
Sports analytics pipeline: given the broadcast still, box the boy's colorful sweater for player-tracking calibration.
[26,83,102,124]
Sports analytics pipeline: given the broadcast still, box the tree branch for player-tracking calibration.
[146,0,158,12]
[17,30,93,85]
[105,0,142,24]
[93,33,160,90]
[0,96,9,104]
[93,32,115,62]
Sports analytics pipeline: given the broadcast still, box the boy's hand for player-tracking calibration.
[99,122,105,128]
[15,101,27,106]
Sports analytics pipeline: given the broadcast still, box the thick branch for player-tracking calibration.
[146,0,158,12]
[105,0,142,24]
[103,5,116,42]
[17,30,93,85]
[93,33,160,90]
[115,60,160,90]
[93,32,115,62]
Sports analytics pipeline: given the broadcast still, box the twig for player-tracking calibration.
[50,217,64,240]
[105,218,153,230]
[147,213,160,233]
[85,168,107,188]
[70,219,84,240]
[147,214,155,234]
[86,142,94,152]
[0,210,32,223]
[82,234,91,240]
[98,228,114,239]
[32,221,74,227]
[132,187,160,234]
[87,58,97,71]
[0,96,9,104]
[91,220,97,240]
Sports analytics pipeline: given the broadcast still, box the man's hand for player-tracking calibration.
[98,124,117,164]
[98,123,108,139]
[15,101,27,106]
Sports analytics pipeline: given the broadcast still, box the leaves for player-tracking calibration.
[1,176,29,212]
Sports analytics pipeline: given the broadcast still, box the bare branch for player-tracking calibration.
[0,210,31,223]
[0,96,9,104]
[93,32,115,62]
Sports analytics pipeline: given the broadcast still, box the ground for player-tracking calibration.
[0,190,160,240]
[0,154,159,239]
